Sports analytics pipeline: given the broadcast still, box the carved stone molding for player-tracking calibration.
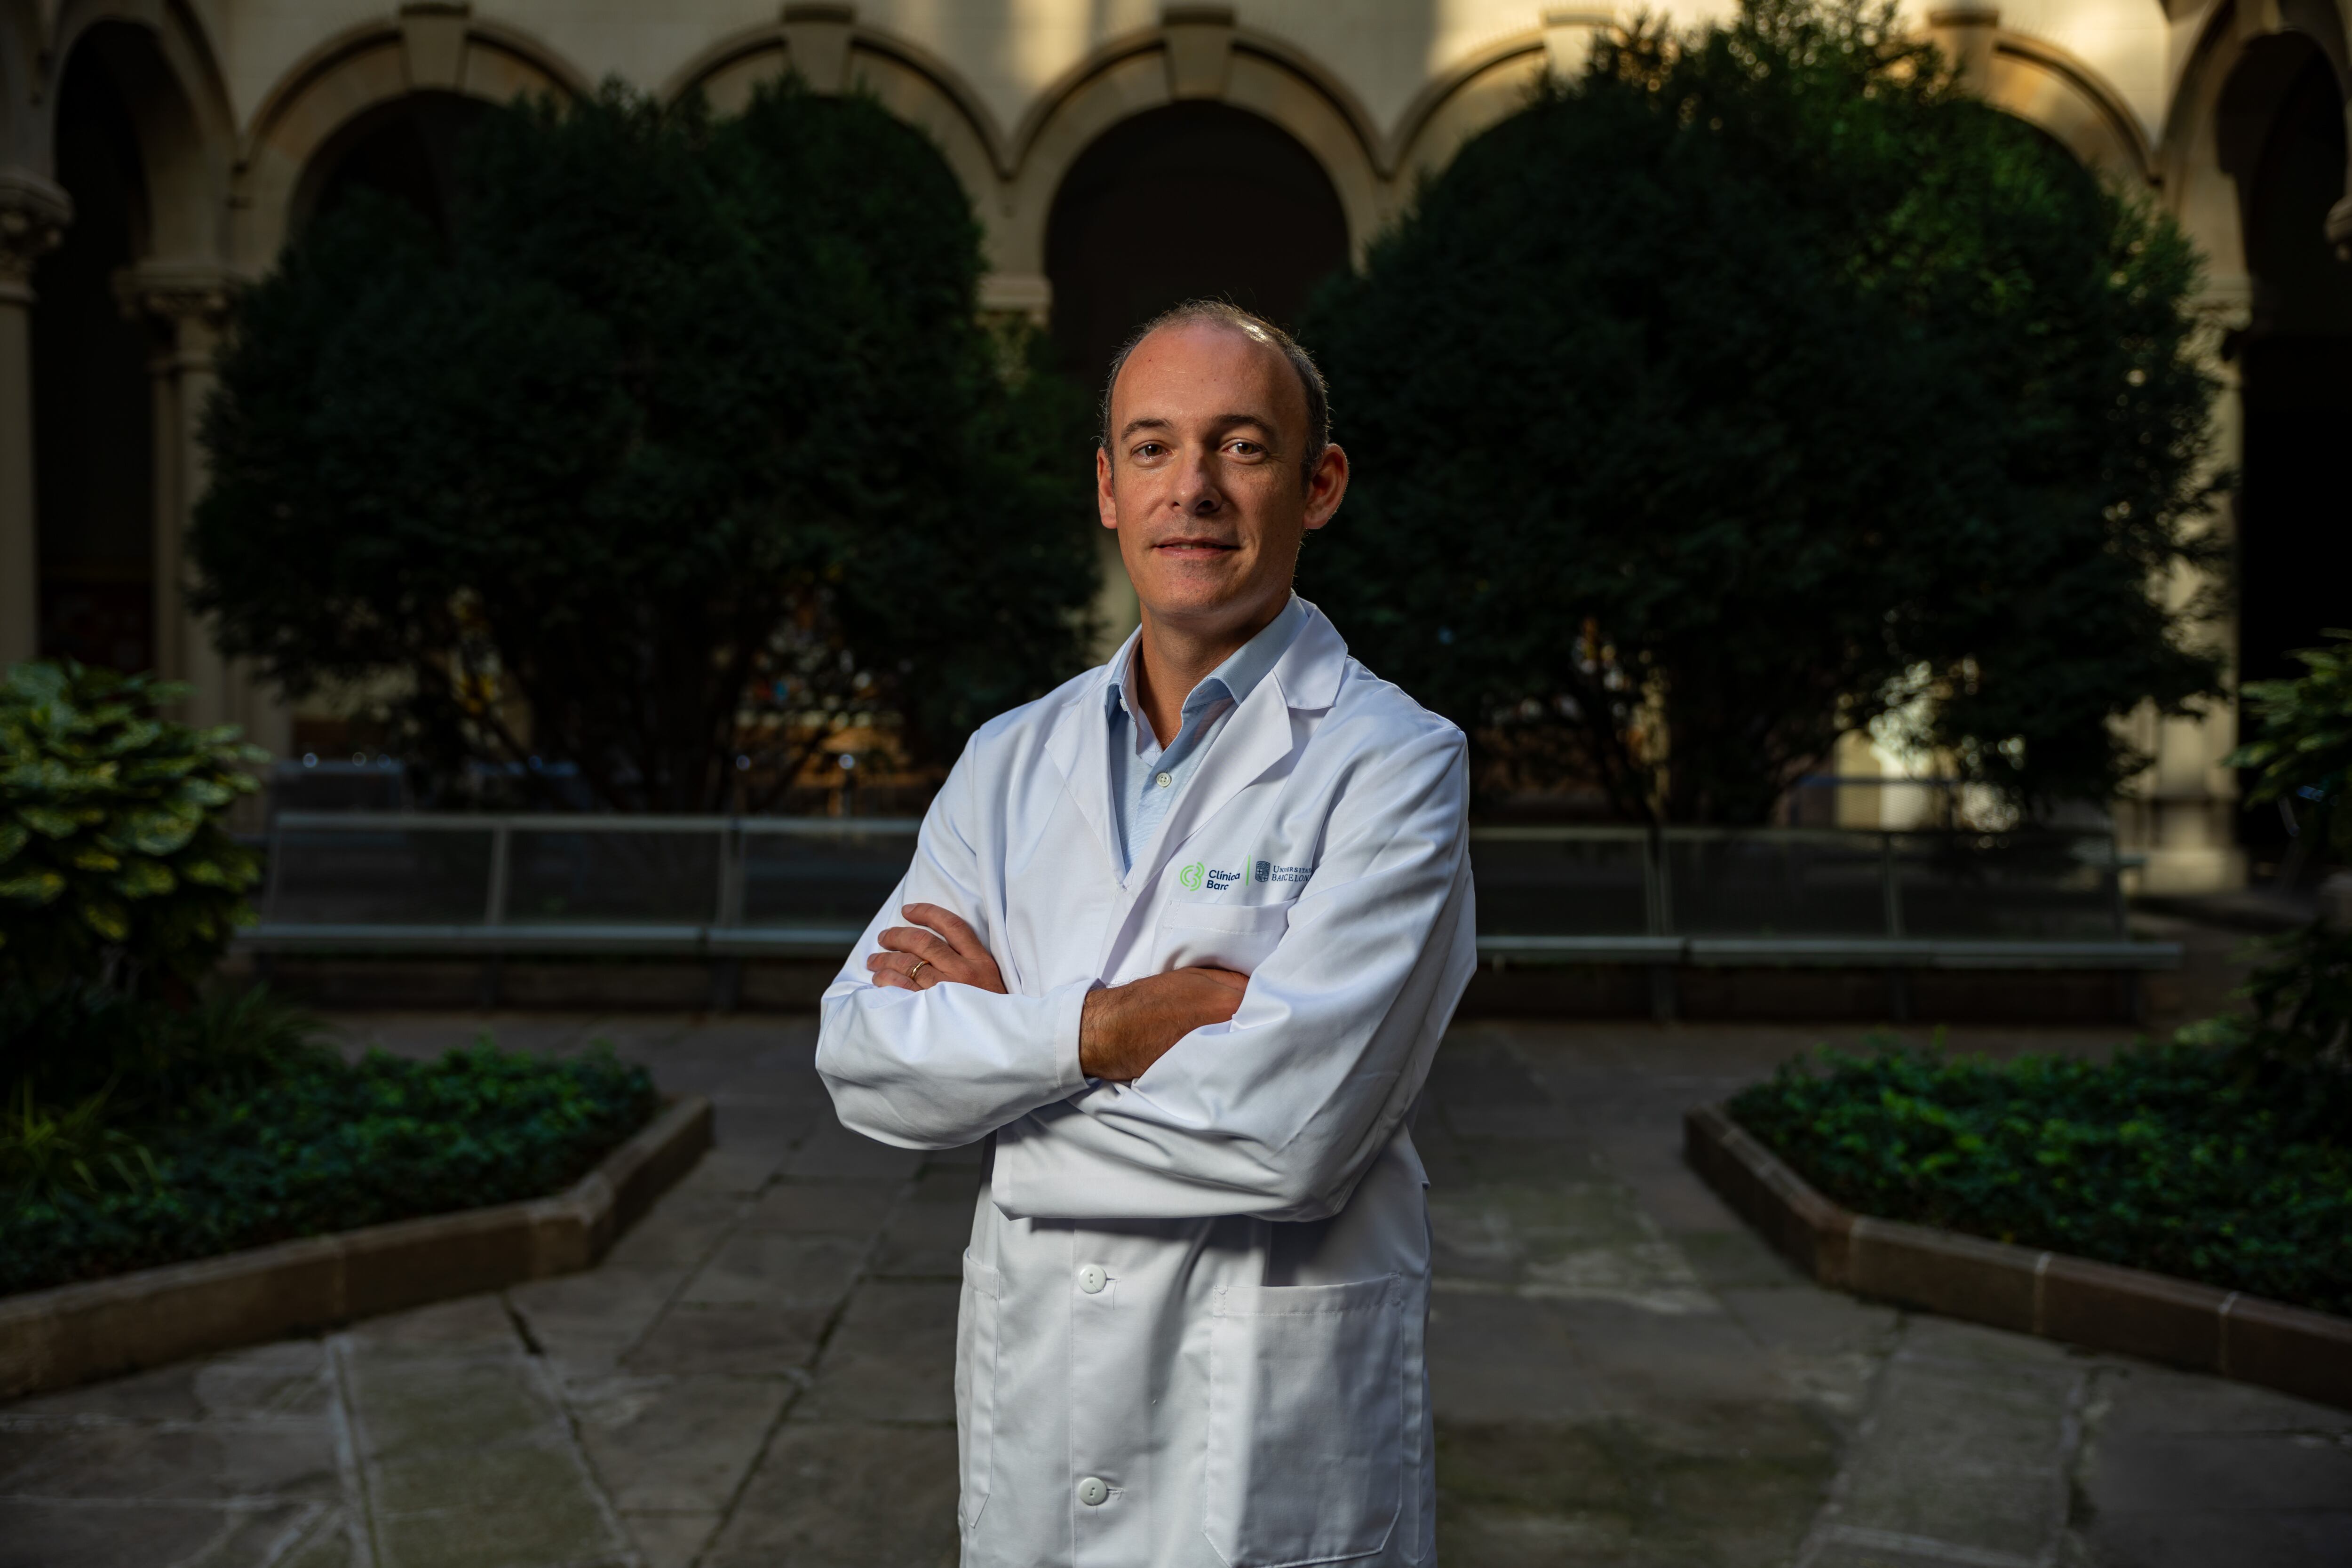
[1927,5,2001,95]
[781,3,853,93]
[402,1,472,92]
[113,260,242,365]
[1162,6,1235,100]
[0,170,73,300]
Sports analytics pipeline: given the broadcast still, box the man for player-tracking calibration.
[817,301,1474,1568]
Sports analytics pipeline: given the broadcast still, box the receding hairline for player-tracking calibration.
[1098,302,1330,484]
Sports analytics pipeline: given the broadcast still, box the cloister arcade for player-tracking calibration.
[0,0,2343,889]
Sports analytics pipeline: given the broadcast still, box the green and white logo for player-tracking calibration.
[1179,861,1205,891]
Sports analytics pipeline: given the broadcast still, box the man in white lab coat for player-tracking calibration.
[817,300,1475,1568]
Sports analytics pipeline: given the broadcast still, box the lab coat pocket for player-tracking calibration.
[1159,900,1294,977]
[1204,1274,1404,1567]
[957,1251,1003,1531]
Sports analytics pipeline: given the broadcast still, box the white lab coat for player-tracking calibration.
[817,602,1474,1568]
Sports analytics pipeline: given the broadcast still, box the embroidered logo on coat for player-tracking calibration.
[1179,861,1205,891]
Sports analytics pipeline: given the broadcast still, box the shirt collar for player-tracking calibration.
[1103,594,1308,727]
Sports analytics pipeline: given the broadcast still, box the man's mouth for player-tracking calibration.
[1153,537,1240,558]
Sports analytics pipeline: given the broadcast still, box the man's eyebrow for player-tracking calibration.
[1117,414,1280,443]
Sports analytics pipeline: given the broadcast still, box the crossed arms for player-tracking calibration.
[864,901,1248,1082]
[814,724,1475,1222]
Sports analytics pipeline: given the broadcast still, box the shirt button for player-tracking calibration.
[1078,1264,1107,1295]
[1078,1476,1110,1507]
[1155,771,1172,788]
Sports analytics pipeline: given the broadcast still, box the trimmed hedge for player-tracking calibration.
[2,1043,656,1296]
[1731,1042,2352,1317]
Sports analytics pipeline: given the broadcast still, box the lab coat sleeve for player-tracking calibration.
[814,742,1092,1150]
[989,724,1475,1222]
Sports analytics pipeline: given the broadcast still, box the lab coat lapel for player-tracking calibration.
[1040,651,1126,885]
[1097,604,1351,958]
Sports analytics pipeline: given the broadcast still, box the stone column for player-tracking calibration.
[120,263,284,757]
[0,171,71,669]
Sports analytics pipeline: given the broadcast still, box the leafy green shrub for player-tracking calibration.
[1730,1041,2352,1315]
[1,1042,657,1294]
[2227,630,2352,861]
[0,983,322,1129]
[2179,919,2352,1075]
[0,661,266,994]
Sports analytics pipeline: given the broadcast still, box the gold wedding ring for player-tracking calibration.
[908,959,930,985]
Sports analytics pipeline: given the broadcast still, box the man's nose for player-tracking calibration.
[1171,447,1224,515]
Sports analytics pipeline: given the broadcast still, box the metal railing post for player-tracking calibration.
[1644,826,1677,1023]
[1881,831,1910,1022]
[480,820,511,1009]
[1880,833,1904,938]
[262,819,286,923]
[2106,832,2128,938]
[712,820,746,1011]
[484,821,512,925]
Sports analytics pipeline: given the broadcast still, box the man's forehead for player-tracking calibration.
[1111,319,1300,423]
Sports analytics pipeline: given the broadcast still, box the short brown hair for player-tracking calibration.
[1098,301,1331,487]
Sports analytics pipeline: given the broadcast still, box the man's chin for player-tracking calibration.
[1134,573,1283,627]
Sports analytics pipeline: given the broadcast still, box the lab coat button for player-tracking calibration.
[1078,1476,1110,1507]
[1077,1264,1107,1294]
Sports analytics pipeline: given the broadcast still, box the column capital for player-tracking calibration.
[0,170,73,300]
[114,259,243,365]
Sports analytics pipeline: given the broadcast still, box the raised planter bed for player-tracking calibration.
[0,1094,712,1401]
[1686,1102,2352,1410]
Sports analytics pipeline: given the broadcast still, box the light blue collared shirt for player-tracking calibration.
[1104,596,1308,878]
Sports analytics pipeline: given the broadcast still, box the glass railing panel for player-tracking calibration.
[265,824,496,924]
[739,822,920,929]
[1892,832,2120,940]
[504,827,723,924]
[1466,831,1649,936]
[1664,831,1889,937]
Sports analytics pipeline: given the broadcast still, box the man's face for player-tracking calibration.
[1096,321,1347,637]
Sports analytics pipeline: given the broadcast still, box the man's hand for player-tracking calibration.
[868,903,1007,993]
[1080,968,1248,1082]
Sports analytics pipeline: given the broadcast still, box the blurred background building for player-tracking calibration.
[0,0,2344,890]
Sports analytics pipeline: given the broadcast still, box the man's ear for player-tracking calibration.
[1303,443,1350,533]
[1096,445,1119,532]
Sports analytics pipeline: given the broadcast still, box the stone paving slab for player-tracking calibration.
[4,1012,2349,1568]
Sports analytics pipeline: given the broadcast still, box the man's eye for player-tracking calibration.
[1135,442,1166,458]
[1229,441,1262,456]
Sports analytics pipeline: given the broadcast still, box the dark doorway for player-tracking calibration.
[1045,102,1351,398]
[2225,42,2352,866]
[32,31,156,674]
[301,90,488,237]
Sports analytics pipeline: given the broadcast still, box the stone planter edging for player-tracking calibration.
[1685,1102,2352,1410]
[0,1094,713,1402]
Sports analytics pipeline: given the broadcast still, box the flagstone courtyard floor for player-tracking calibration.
[4,1008,2349,1568]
